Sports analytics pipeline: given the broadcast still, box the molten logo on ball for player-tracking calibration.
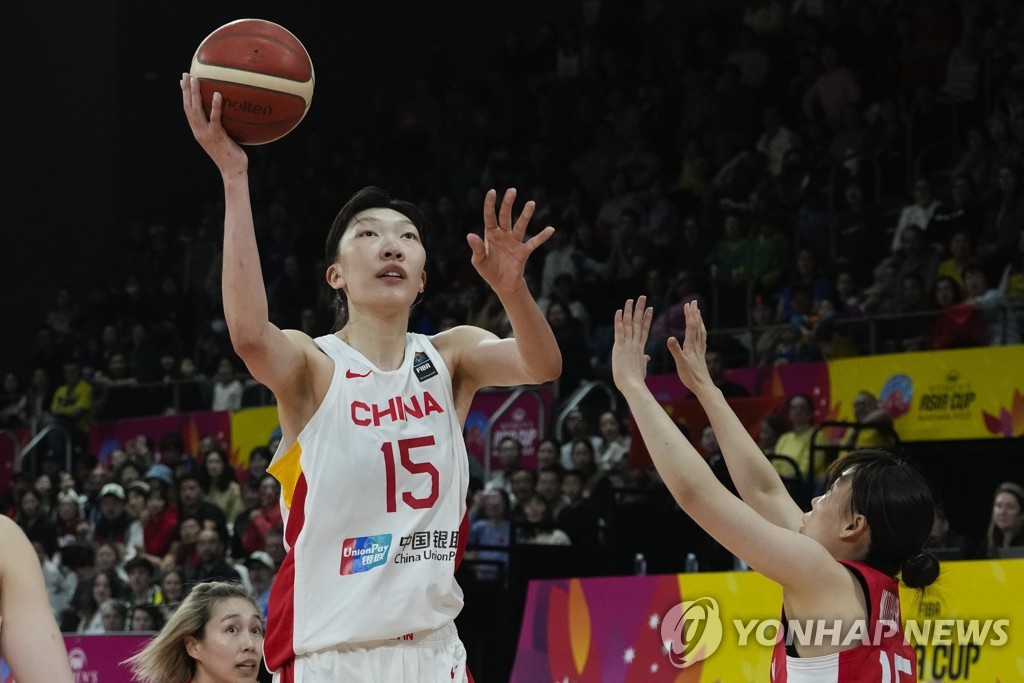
[660,597,723,668]
[221,97,272,116]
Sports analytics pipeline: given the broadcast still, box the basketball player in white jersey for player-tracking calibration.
[182,74,561,682]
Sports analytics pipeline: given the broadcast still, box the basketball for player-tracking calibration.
[189,19,315,145]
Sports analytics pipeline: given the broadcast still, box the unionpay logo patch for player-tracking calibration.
[340,534,392,575]
[413,351,438,382]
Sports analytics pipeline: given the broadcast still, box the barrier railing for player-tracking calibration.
[701,302,1024,366]
[16,421,73,475]
[803,420,903,506]
[553,379,618,444]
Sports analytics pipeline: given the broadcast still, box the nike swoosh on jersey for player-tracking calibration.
[346,369,372,378]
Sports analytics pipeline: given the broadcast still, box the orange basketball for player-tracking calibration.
[190,19,315,145]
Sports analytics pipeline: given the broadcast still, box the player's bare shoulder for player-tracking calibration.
[429,325,496,379]
[277,328,335,402]
[281,328,324,351]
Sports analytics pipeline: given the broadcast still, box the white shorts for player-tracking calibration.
[273,622,470,683]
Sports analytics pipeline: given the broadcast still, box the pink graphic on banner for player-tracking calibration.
[628,396,784,469]
[761,362,833,421]
[89,411,231,465]
[630,363,831,468]
[464,387,552,470]
[2,634,151,682]
[645,362,830,414]
[645,368,757,402]
[511,575,701,682]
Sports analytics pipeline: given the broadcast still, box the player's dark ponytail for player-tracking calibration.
[900,551,940,589]
[330,290,348,333]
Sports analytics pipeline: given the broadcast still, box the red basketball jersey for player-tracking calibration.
[770,561,917,683]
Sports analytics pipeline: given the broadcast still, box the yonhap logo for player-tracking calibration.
[661,597,724,668]
[658,594,1011,671]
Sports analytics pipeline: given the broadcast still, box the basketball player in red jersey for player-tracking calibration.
[181,74,561,682]
[612,298,938,682]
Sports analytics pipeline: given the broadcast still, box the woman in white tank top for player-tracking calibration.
[182,73,561,683]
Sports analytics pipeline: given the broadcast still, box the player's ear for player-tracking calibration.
[419,269,426,294]
[327,262,346,291]
[185,635,201,658]
[840,513,869,541]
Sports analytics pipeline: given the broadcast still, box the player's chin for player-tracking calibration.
[363,286,418,306]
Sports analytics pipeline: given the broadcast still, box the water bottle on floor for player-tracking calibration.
[634,552,647,575]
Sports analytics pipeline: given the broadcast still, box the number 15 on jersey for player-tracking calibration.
[381,436,439,512]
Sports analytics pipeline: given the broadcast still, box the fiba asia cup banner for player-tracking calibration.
[463,386,553,468]
[511,559,1024,681]
[635,346,1024,451]
[829,346,1024,441]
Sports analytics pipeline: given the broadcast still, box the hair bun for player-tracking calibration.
[902,551,940,589]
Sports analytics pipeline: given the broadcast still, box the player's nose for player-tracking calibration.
[380,234,404,259]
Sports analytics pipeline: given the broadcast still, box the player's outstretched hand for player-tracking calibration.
[468,188,555,296]
[181,73,248,176]
[611,296,653,394]
[667,301,713,394]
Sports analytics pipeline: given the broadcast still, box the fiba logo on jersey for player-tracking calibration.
[661,597,724,668]
[413,352,438,382]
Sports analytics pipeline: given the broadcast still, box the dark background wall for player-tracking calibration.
[5,0,584,365]
[8,1,118,365]
[7,0,1020,541]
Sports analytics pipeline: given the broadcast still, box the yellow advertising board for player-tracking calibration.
[512,559,1024,681]
[674,570,779,681]
[829,346,1024,441]
[229,405,279,468]
[902,559,1024,681]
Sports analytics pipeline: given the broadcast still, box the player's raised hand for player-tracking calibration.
[468,188,555,296]
[611,296,653,394]
[180,73,248,176]
[667,301,713,393]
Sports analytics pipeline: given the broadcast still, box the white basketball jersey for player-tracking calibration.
[264,333,469,671]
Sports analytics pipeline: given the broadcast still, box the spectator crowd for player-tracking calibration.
[2,0,1024,634]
